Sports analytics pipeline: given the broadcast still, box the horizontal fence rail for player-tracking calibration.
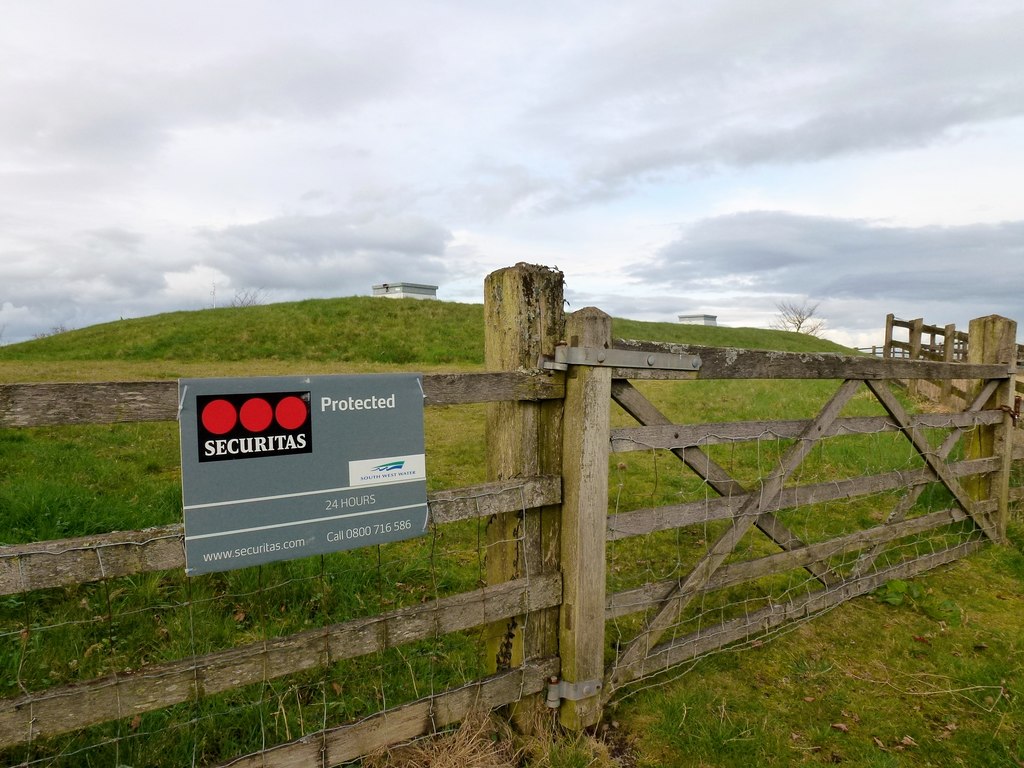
[0,371,566,428]
[612,338,1009,381]
[0,476,562,595]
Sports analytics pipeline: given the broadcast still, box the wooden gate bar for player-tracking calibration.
[610,410,1003,451]
[607,456,1000,542]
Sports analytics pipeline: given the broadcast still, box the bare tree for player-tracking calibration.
[33,323,72,339]
[772,299,825,337]
[230,288,268,307]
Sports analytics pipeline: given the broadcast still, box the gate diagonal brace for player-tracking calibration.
[540,346,702,372]
[545,676,603,708]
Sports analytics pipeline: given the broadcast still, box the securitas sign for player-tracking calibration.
[196,391,312,462]
[178,374,427,576]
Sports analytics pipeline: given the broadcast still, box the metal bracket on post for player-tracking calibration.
[998,395,1021,427]
[545,676,603,708]
[540,345,702,372]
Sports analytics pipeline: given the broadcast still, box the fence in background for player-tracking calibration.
[1,264,1021,765]
[883,313,1024,408]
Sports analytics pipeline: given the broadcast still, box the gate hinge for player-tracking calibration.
[545,676,603,708]
[540,345,702,372]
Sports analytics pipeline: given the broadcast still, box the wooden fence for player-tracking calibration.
[1,263,1021,765]
[883,313,1024,408]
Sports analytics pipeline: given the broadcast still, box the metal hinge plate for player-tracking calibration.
[545,676,603,708]
[540,345,702,372]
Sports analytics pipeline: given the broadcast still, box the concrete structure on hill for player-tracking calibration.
[678,313,718,326]
[372,282,438,300]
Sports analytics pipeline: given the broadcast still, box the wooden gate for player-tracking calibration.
[603,364,1010,698]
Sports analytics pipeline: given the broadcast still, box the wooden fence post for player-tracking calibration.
[483,264,565,700]
[883,313,895,359]
[964,315,1018,540]
[907,318,924,397]
[941,323,956,407]
[558,307,612,729]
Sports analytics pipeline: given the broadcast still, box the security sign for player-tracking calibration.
[178,374,427,575]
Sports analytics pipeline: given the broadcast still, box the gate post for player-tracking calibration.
[964,315,1017,540]
[483,264,565,699]
[558,307,612,729]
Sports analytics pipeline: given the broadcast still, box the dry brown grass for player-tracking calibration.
[361,704,629,768]
[362,712,521,768]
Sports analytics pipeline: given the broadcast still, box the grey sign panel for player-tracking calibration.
[178,373,427,575]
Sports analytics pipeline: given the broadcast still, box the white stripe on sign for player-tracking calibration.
[184,502,428,541]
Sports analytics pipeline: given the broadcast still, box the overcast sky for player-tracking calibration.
[2,1,1023,348]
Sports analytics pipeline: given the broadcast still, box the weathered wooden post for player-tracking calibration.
[964,315,1017,540]
[883,313,895,359]
[483,264,565,702]
[907,318,924,397]
[558,307,611,729]
[941,323,956,407]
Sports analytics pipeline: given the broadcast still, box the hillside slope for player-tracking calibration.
[0,296,854,365]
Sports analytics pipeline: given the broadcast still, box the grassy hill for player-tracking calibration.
[0,296,853,368]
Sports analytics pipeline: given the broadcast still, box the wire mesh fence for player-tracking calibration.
[0,485,534,766]
[603,377,993,697]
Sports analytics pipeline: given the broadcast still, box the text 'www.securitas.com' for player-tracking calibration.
[202,538,307,563]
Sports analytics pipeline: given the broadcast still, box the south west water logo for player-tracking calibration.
[350,455,425,485]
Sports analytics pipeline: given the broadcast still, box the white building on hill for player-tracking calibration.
[678,313,717,326]
[372,283,438,300]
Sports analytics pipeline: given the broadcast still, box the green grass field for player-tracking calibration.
[1,297,1022,767]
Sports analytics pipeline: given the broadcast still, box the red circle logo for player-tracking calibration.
[239,397,274,432]
[275,395,308,430]
[201,399,237,435]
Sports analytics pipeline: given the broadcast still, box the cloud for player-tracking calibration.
[2,1,1023,348]
[523,1,1024,209]
[0,40,411,170]
[633,211,1024,331]
[200,211,454,294]
[0,222,189,341]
